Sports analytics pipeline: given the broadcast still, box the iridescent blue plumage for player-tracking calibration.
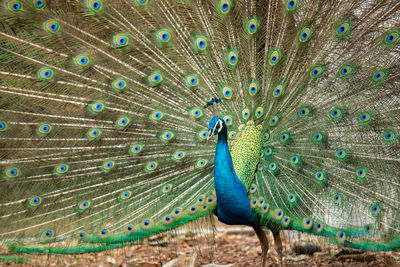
[208,117,255,226]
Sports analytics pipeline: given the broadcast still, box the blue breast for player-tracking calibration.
[213,130,255,226]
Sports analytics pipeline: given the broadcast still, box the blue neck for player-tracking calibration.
[213,129,255,226]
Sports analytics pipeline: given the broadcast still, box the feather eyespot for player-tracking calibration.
[384,30,400,45]
[335,149,348,161]
[299,26,312,42]
[115,116,131,129]
[172,207,183,217]
[87,128,102,140]
[125,225,134,234]
[111,78,127,92]
[194,35,208,51]
[280,132,291,144]
[87,0,103,12]
[149,110,164,123]
[282,216,291,227]
[118,190,133,201]
[290,155,301,167]
[185,74,199,87]
[77,200,91,212]
[260,204,269,214]
[245,17,259,35]
[135,0,149,6]
[74,54,90,67]
[27,196,42,209]
[34,0,46,9]
[160,131,174,143]
[269,115,279,126]
[196,195,206,205]
[218,0,231,14]
[370,204,381,217]
[312,132,324,144]
[145,161,158,172]
[302,218,313,230]
[223,115,232,125]
[372,69,387,82]
[190,108,203,119]
[36,123,52,136]
[148,71,164,86]
[274,209,283,220]
[98,229,109,238]
[142,219,153,229]
[358,112,372,125]
[264,147,273,157]
[3,167,20,180]
[263,132,270,142]
[41,230,55,240]
[356,167,368,181]
[77,232,87,239]
[222,85,233,99]
[188,205,198,214]
[336,21,350,36]
[195,159,207,168]
[248,81,259,96]
[43,20,61,34]
[285,0,297,11]
[0,121,8,132]
[338,64,354,78]
[332,194,342,205]
[88,101,105,114]
[163,215,173,225]
[268,49,281,66]
[269,162,279,174]
[241,108,250,120]
[113,34,129,48]
[162,184,172,194]
[250,198,257,208]
[383,130,397,144]
[314,222,324,233]
[172,151,185,161]
[310,65,323,79]
[254,106,264,119]
[315,171,326,184]
[7,1,23,13]
[156,29,172,44]
[37,67,54,80]
[102,160,115,172]
[207,196,217,206]
[272,83,284,98]
[288,194,297,206]
[197,130,208,141]
[298,106,311,118]
[129,144,143,155]
[329,107,343,120]
[54,163,69,175]
[226,49,238,67]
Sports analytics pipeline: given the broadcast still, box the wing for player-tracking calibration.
[0,0,240,253]
[251,0,400,250]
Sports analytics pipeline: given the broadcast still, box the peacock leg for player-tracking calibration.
[272,230,283,266]
[253,226,269,267]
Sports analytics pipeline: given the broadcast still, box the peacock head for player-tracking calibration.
[207,116,226,142]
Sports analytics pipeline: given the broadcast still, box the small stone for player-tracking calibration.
[106,256,116,265]
[285,255,309,262]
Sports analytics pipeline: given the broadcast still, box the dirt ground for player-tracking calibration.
[1,220,400,266]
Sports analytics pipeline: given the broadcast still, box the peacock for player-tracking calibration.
[0,0,399,265]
